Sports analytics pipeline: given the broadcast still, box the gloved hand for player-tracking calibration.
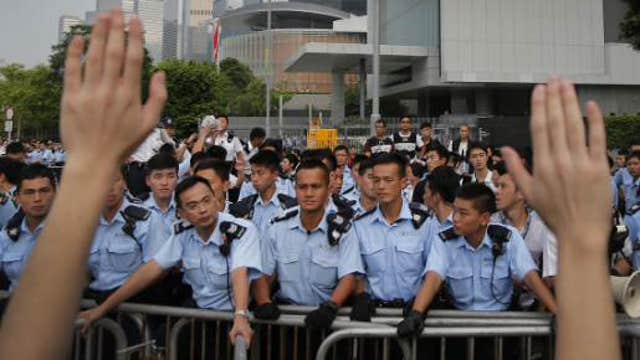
[396,310,426,338]
[253,302,281,320]
[350,293,375,322]
[304,301,338,331]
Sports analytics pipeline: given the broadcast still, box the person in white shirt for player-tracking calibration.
[126,127,175,196]
[468,142,496,192]
[211,115,246,163]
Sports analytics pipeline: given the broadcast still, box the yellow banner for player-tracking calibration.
[307,129,338,149]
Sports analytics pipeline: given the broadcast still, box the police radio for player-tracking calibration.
[219,221,247,257]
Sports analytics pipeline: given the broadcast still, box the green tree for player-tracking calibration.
[228,78,293,117]
[155,60,232,136]
[605,115,640,150]
[219,58,253,94]
[620,0,640,50]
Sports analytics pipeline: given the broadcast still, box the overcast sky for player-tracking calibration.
[0,0,95,68]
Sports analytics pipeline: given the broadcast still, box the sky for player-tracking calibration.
[0,0,95,68]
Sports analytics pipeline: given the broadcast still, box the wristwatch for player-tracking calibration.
[234,309,249,318]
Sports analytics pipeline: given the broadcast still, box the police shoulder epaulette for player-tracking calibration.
[5,210,25,242]
[332,194,357,210]
[123,205,151,221]
[438,227,458,241]
[327,210,353,246]
[229,194,259,219]
[174,220,194,235]
[0,192,8,206]
[354,208,376,222]
[629,203,640,216]
[409,202,430,229]
[277,193,298,210]
[219,221,248,256]
[271,208,299,224]
[487,224,512,244]
[342,186,355,195]
[125,192,145,204]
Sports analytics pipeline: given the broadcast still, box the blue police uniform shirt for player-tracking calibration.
[614,168,639,212]
[341,167,355,195]
[88,200,170,291]
[625,209,640,270]
[153,212,262,310]
[239,178,295,200]
[54,150,67,164]
[251,193,290,234]
[343,187,360,204]
[425,224,537,311]
[143,195,178,233]
[262,209,364,306]
[27,150,43,165]
[0,194,17,229]
[0,218,45,292]
[42,149,54,166]
[353,199,432,302]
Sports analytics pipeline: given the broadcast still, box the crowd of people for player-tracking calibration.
[0,9,623,360]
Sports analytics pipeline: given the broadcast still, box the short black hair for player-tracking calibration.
[295,159,330,184]
[618,150,629,157]
[261,138,282,153]
[190,152,208,169]
[284,153,299,168]
[206,145,228,161]
[6,142,25,155]
[468,142,488,156]
[249,150,280,172]
[194,159,230,182]
[426,166,460,204]
[493,161,508,176]
[0,157,25,185]
[400,115,413,122]
[629,151,640,162]
[372,152,407,177]
[352,154,368,169]
[375,119,386,127]
[334,145,349,154]
[301,149,337,171]
[146,152,179,175]
[358,158,375,176]
[249,127,266,141]
[410,163,426,179]
[426,144,449,162]
[455,183,497,214]
[158,143,176,155]
[419,121,432,130]
[17,164,56,193]
[175,176,213,209]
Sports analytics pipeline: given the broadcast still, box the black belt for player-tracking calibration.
[373,298,407,308]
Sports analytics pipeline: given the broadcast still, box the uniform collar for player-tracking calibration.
[456,230,493,250]
[370,199,412,225]
[289,210,328,234]
[20,217,45,237]
[100,199,130,225]
[145,194,176,214]
[193,212,229,246]
[256,190,280,207]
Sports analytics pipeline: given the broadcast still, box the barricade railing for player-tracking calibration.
[73,317,128,360]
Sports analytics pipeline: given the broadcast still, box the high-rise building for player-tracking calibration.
[58,15,84,42]
[94,0,164,63]
[163,0,214,60]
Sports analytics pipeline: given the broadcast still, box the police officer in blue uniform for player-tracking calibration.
[349,158,377,216]
[139,153,179,232]
[0,157,23,228]
[79,176,261,347]
[253,159,364,332]
[0,165,55,293]
[397,184,557,357]
[84,166,169,302]
[334,145,355,195]
[348,153,432,321]
[230,150,297,233]
[615,151,640,214]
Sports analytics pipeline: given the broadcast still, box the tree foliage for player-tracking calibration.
[620,0,640,50]
[605,115,640,150]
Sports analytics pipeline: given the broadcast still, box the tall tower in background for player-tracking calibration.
[58,15,84,42]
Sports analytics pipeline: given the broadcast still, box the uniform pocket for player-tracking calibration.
[310,250,339,288]
[107,241,142,272]
[446,266,473,307]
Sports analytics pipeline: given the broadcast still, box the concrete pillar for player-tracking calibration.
[359,58,367,120]
[417,91,430,117]
[331,72,346,127]
[450,89,470,114]
[474,88,493,115]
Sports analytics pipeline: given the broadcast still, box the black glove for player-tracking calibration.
[253,302,281,320]
[305,301,338,331]
[350,293,375,322]
[396,310,425,338]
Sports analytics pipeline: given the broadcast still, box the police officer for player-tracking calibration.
[253,160,364,332]
[397,184,556,343]
[422,166,459,241]
[238,155,296,200]
[615,151,640,214]
[194,159,233,213]
[230,150,297,234]
[84,166,169,302]
[0,157,22,227]
[139,153,179,232]
[350,158,377,215]
[343,155,367,203]
[348,153,432,320]
[79,176,260,346]
[0,165,55,292]
[334,145,355,195]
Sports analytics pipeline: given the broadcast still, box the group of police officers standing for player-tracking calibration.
[3,114,636,358]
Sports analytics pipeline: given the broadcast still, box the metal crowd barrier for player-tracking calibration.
[73,317,127,360]
[75,300,640,360]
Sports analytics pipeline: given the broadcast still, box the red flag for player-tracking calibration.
[212,20,221,65]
